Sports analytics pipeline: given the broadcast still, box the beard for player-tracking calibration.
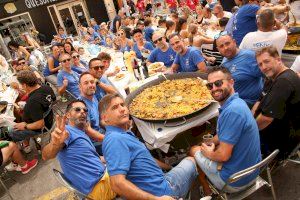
[211,87,231,103]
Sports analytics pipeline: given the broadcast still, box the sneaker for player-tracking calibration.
[200,193,218,200]
[21,159,38,174]
[5,162,22,172]
[23,145,31,154]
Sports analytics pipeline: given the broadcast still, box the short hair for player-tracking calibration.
[207,66,233,79]
[144,18,152,27]
[258,9,275,29]
[255,45,279,58]
[58,26,64,31]
[59,53,71,61]
[66,99,87,113]
[169,32,181,41]
[17,70,39,87]
[166,20,175,30]
[88,57,101,68]
[132,28,143,36]
[8,41,20,49]
[97,52,111,61]
[158,19,166,26]
[219,17,229,27]
[171,13,179,19]
[99,93,123,115]
[78,47,84,51]
[79,71,93,83]
[17,57,25,62]
[51,44,59,50]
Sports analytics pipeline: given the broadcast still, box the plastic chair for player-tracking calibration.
[209,149,279,200]
[53,169,93,200]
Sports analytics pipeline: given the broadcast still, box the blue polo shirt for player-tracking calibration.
[58,125,105,195]
[79,96,100,131]
[102,126,174,196]
[148,46,177,67]
[173,47,205,72]
[133,42,155,59]
[144,27,155,42]
[95,76,112,101]
[232,4,260,45]
[217,93,261,187]
[222,49,263,105]
[57,70,80,98]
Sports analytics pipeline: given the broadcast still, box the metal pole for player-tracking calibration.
[0,34,11,60]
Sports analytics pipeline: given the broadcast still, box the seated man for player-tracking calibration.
[216,33,263,108]
[147,32,177,68]
[9,70,56,143]
[169,33,206,73]
[190,66,261,197]
[42,100,116,200]
[88,58,116,101]
[253,46,300,159]
[100,93,198,199]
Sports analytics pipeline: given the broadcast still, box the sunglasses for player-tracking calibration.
[18,61,26,65]
[91,65,105,71]
[72,55,80,59]
[117,32,124,36]
[153,37,163,44]
[206,79,227,90]
[214,31,228,40]
[61,58,71,63]
[72,107,88,113]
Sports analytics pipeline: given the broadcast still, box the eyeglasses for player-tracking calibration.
[18,61,26,65]
[91,65,105,71]
[61,58,71,63]
[214,31,228,40]
[72,55,80,59]
[72,107,88,113]
[153,37,163,44]
[117,32,124,37]
[206,79,227,90]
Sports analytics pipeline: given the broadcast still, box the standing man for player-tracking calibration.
[88,58,116,101]
[147,32,177,68]
[240,9,287,56]
[253,46,300,159]
[190,66,261,198]
[216,34,263,108]
[100,93,198,199]
[169,33,206,72]
[111,10,124,34]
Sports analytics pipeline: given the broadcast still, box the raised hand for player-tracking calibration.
[51,115,69,146]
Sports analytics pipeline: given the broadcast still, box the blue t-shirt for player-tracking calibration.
[102,126,174,196]
[148,46,176,67]
[71,60,88,74]
[58,125,105,195]
[144,27,155,42]
[57,70,81,98]
[43,55,60,76]
[79,96,100,131]
[95,76,112,101]
[90,32,101,41]
[222,49,263,105]
[217,93,261,187]
[133,42,155,59]
[232,4,260,45]
[93,24,100,32]
[173,47,205,72]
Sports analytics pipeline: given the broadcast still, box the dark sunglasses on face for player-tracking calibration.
[72,107,88,113]
[72,55,80,59]
[153,37,163,44]
[91,65,105,71]
[117,32,124,36]
[61,58,71,63]
[18,61,26,65]
[206,79,226,90]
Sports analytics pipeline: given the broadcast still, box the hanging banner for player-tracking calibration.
[24,0,58,9]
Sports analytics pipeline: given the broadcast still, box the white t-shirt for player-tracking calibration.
[0,54,9,73]
[291,56,300,73]
[239,29,287,56]
[202,15,219,25]
[289,0,300,23]
[223,11,233,19]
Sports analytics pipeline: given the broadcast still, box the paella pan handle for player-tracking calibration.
[164,117,187,127]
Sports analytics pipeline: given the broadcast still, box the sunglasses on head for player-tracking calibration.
[153,37,163,44]
[72,107,88,113]
[72,55,80,59]
[214,31,229,40]
[61,58,71,63]
[91,65,105,71]
[206,79,227,90]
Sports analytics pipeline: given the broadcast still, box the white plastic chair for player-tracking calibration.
[209,149,279,200]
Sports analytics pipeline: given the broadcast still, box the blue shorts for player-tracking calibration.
[195,151,256,193]
[164,158,198,198]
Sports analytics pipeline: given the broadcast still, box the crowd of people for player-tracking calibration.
[0,0,299,199]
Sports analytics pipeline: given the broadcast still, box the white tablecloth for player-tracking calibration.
[0,87,18,127]
[133,102,220,152]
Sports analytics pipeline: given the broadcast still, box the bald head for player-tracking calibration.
[216,35,238,59]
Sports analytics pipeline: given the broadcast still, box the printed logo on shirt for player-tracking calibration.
[185,59,190,70]
[253,42,271,49]
[170,54,174,61]
[230,65,237,73]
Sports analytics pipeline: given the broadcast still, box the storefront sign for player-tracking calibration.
[25,0,58,9]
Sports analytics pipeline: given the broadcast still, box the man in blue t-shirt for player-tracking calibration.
[144,18,155,42]
[100,93,198,199]
[42,100,116,199]
[216,34,263,107]
[88,58,117,101]
[147,32,176,68]
[169,33,206,72]
[190,66,261,197]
